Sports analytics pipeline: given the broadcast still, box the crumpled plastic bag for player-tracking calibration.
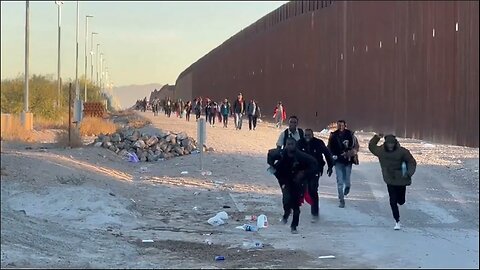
[127,152,139,163]
[207,211,229,226]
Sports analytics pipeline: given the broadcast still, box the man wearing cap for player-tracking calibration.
[369,133,417,230]
[233,93,246,130]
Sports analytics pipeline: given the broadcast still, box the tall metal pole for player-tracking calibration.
[96,43,100,85]
[100,53,103,92]
[24,1,29,113]
[84,15,93,103]
[56,1,63,108]
[74,1,80,123]
[90,32,97,91]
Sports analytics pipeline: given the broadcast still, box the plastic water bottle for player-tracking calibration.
[215,256,225,261]
[401,162,407,177]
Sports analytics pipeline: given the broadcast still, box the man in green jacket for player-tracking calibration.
[369,134,417,230]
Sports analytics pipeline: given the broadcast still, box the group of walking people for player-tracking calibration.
[191,93,262,130]
[268,117,417,234]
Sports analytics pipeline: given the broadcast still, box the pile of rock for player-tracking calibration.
[93,128,200,162]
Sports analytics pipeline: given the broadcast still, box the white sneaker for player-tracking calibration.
[394,222,401,230]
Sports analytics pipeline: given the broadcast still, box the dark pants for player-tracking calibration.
[195,111,201,120]
[281,184,303,229]
[387,184,406,222]
[208,113,215,125]
[222,114,229,127]
[308,174,321,216]
[248,115,258,130]
[186,112,191,121]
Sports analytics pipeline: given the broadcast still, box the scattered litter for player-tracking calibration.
[94,142,102,147]
[142,239,154,243]
[139,166,149,173]
[318,255,336,259]
[222,205,231,209]
[205,239,213,245]
[202,233,212,236]
[245,215,257,221]
[214,181,224,185]
[214,256,225,261]
[216,197,223,200]
[193,192,200,195]
[256,214,268,228]
[201,171,212,176]
[127,152,139,163]
[242,240,263,249]
[456,160,462,164]
[207,211,229,226]
[130,198,136,204]
[109,192,116,197]
[181,171,189,175]
[236,224,258,232]
[193,206,199,211]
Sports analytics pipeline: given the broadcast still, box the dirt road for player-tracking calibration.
[1,112,478,268]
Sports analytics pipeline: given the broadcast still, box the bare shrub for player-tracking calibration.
[34,113,69,130]
[79,117,118,136]
[55,127,83,148]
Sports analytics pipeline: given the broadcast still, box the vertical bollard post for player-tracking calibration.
[68,83,72,148]
[197,118,206,171]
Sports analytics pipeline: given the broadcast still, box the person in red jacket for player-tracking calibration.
[273,101,287,129]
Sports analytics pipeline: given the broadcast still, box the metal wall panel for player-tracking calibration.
[174,1,479,147]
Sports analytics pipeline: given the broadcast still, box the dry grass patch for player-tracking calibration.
[1,116,36,142]
[55,127,84,148]
[79,117,118,136]
[34,114,69,130]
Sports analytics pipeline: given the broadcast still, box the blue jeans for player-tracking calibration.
[235,113,243,129]
[335,163,352,200]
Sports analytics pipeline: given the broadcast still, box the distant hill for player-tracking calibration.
[111,83,163,109]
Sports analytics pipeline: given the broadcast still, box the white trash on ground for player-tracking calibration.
[181,171,189,175]
[318,255,336,259]
[256,214,268,228]
[242,240,263,249]
[207,211,229,226]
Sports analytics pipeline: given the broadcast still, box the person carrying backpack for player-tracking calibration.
[276,115,304,149]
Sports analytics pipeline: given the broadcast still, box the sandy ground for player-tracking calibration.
[1,111,478,269]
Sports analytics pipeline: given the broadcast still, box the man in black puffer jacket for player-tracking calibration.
[297,129,334,222]
[267,137,318,234]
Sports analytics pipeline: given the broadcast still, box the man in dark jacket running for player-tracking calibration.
[267,137,318,234]
[328,120,355,208]
[297,129,334,222]
[369,133,417,230]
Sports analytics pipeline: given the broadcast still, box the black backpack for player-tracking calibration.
[282,128,304,147]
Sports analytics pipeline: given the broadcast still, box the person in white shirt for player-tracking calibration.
[276,116,305,149]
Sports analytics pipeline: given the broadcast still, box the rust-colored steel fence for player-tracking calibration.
[175,1,479,147]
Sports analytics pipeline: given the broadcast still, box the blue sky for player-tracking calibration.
[1,1,288,86]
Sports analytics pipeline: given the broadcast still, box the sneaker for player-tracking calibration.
[344,186,350,196]
[280,217,288,225]
[394,222,401,230]
[291,228,299,234]
[311,216,319,223]
[339,199,345,208]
